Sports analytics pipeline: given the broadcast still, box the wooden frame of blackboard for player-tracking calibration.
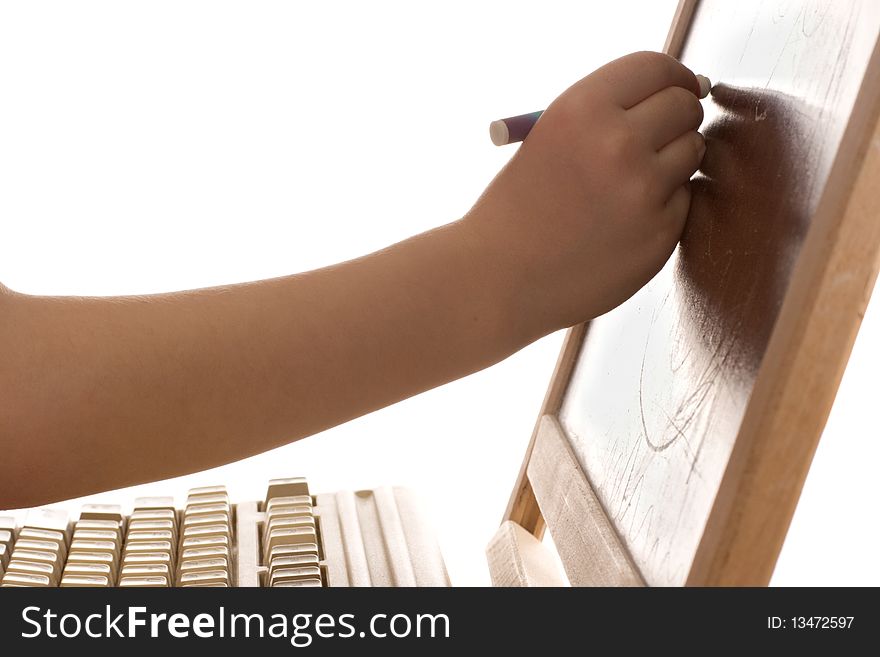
[488,0,880,586]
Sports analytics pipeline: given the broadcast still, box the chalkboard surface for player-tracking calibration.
[557,1,880,586]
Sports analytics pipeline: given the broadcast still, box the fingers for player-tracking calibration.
[596,51,700,109]
[656,131,705,194]
[628,85,704,150]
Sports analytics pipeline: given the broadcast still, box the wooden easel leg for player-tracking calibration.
[486,520,568,587]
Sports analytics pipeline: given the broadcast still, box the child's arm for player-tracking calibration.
[0,52,705,508]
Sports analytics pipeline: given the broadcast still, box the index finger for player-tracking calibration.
[595,51,701,109]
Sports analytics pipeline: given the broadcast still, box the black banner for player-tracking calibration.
[0,587,874,654]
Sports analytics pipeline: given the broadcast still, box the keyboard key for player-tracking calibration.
[184,502,230,517]
[271,565,322,586]
[181,535,230,550]
[266,516,315,534]
[187,485,228,498]
[73,529,120,546]
[79,504,124,525]
[182,582,229,587]
[133,497,176,512]
[63,562,113,579]
[183,513,230,528]
[266,505,313,525]
[125,530,174,545]
[263,506,315,540]
[10,548,62,581]
[18,528,67,558]
[14,538,63,556]
[125,534,176,560]
[120,552,172,568]
[69,540,119,571]
[179,570,229,586]
[70,539,118,556]
[273,578,322,588]
[179,557,229,577]
[75,519,123,543]
[182,524,230,541]
[267,542,319,563]
[265,527,317,555]
[180,546,230,562]
[0,530,14,558]
[269,554,319,578]
[266,495,312,512]
[124,541,173,555]
[65,551,116,578]
[265,478,310,507]
[118,576,169,588]
[60,575,110,587]
[131,509,176,523]
[7,559,57,584]
[130,510,177,538]
[186,493,229,507]
[23,509,69,539]
[128,519,175,535]
[2,572,51,587]
[120,564,171,579]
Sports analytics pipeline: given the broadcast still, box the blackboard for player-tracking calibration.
[500,0,880,586]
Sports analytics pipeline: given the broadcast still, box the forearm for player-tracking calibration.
[0,218,526,508]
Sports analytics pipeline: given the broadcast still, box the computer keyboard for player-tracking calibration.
[0,477,449,587]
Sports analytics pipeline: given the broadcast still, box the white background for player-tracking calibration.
[0,0,877,586]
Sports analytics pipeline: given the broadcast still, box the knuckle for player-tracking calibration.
[548,90,595,140]
[669,86,703,124]
[629,170,659,206]
[635,51,681,81]
[600,122,638,164]
[628,50,672,70]
[604,132,628,161]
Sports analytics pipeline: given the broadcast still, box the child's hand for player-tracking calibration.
[463,51,706,341]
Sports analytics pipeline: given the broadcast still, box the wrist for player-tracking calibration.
[453,210,548,353]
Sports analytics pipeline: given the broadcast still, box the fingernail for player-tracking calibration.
[696,74,712,99]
